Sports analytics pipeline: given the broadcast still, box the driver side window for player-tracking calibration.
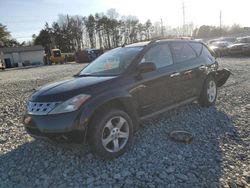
[140,44,173,69]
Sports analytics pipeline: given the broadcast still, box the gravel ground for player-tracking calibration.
[0,58,249,188]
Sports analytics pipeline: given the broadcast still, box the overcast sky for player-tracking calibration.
[0,0,249,42]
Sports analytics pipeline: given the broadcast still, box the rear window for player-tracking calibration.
[170,42,197,63]
[189,42,202,56]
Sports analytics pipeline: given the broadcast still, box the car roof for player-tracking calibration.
[125,41,151,47]
[124,38,199,48]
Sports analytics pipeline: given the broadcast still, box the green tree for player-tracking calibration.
[229,24,244,34]
[197,25,211,38]
[0,23,11,46]
[34,23,53,54]
[84,15,96,48]
[145,19,152,40]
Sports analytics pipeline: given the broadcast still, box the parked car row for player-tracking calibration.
[75,48,103,63]
[208,36,250,57]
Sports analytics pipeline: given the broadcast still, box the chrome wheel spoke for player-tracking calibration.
[118,131,129,138]
[210,94,213,101]
[102,134,114,146]
[105,120,114,130]
[113,139,120,152]
[116,117,126,129]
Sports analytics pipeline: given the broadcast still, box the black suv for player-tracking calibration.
[23,39,231,159]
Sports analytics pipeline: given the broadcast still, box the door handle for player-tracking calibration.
[170,72,180,78]
[199,65,206,70]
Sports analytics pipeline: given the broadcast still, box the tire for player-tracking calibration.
[88,108,134,159]
[198,76,217,107]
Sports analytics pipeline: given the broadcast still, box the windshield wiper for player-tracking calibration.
[78,73,119,77]
[77,74,94,77]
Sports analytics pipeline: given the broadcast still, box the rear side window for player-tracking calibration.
[189,42,202,56]
[140,44,173,69]
[202,45,215,61]
[170,42,197,63]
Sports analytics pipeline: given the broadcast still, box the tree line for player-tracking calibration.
[192,24,248,38]
[34,9,155,53]
[33,12,250,54]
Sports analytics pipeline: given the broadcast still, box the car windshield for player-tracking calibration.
[79,47,143,76]
[53,50,61,57]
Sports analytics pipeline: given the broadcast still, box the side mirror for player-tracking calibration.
[137,62,156,74]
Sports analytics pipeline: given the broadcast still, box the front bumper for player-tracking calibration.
[23,110,86,143]
[216,68,231,87]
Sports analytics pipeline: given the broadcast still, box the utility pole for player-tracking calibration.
[220,10,222,36]
[182,1,186,36]
[161,18,164,37]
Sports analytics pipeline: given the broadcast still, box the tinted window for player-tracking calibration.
[189,42,202,56]
[170,42,196,63]
[140,44,173,69]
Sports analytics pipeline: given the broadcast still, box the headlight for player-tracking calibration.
[49,94,91,114]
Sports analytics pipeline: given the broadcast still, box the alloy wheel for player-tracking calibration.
[207,80,217,103]
[101,116,129,153]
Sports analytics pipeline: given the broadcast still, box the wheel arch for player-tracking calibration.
[90,97,139,127]
[79,94,140,139]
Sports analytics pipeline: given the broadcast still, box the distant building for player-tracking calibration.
[0,45,44,68]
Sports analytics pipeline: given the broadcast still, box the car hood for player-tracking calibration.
[228,43,247,48]
[30,76,116,102]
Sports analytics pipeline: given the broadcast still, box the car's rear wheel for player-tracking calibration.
[198,76,217,107]
[88,108,134,159]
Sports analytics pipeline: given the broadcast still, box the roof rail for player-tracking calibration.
[121,36,194,48]
[147,36,193,45]
[147,37,172,45]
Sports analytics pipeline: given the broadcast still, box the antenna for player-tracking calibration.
[182,1,186,36]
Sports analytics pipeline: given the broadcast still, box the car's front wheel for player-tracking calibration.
[198,76,217,107]
[88,108,134,159]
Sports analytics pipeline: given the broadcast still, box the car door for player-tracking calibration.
[134,43,181,116]
[169,41,204,101]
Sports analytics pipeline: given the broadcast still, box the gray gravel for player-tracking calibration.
[0,59,249,188]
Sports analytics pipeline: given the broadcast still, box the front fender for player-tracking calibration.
[78,90,138,129]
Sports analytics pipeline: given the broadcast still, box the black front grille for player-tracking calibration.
[27,101,60,115]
